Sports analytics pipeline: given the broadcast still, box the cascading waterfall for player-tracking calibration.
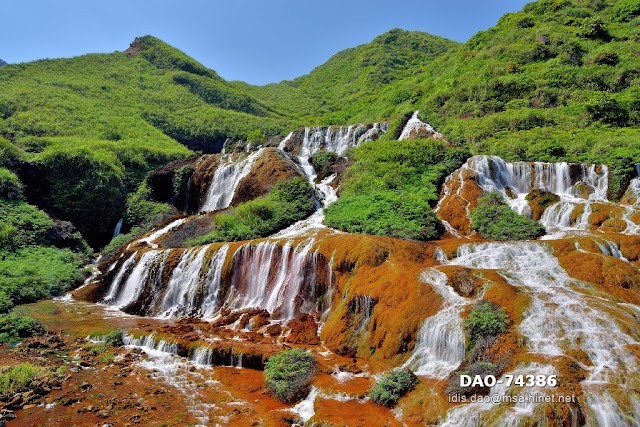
[105,250,168,310]
[443,155,640,236]
[298,122,388,157]
[103,240,327,321]
[199,149,263,212]
[226,239,322,319]
[399,110,443,140]
[403,269,468,378]
[442,241,640,426]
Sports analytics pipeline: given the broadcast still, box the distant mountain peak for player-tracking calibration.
[0,59,7,67]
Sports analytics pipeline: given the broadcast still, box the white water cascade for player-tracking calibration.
[450,155,632,237]
[441,242,640,426]
[403,269,468,378]
[398,110,443,140]
[103,239,327,321]
[199,149,263,212]
[226,239,322,319]
[296,122,388,157]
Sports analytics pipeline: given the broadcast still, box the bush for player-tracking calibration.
[101,329,125,347]
[369,369,419,407]
[0,199,53,250]
[190,177,315,244]
[325,138,469,241]
[309,150,338,181]
[124,183,176,230]
[264,348,317,404]
[325,191,442,240]
[0,314,45,344]
[465,301,508,349]
[0,167,23,200]
[470,192,546,241]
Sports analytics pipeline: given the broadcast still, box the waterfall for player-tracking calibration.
[199,149,263,212]
[352,295,375,335]
[399,111,443,140]
[403,269,468,378]
[103,240,326,321]
[225,239,322,320]
[438,155,640,236]
[298,122,388,157]
[136,218,187,249]
[106,250,168,310]
[442,241,640,425]
[112,218,123,238]
[201,244,229,319]
[154,246,209,318]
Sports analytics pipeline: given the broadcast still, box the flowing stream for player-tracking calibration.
[439,241,640,426]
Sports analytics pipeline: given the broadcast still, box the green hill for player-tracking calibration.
[2,0,640,249]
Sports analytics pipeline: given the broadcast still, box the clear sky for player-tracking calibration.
[2,0,531,85]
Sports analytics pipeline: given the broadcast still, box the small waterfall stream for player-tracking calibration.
[403,269,468,378]
[439,241,640,426]
[199,149,263,212]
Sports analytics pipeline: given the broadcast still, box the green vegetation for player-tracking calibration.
[0,167,23,199]
[325,138,469,240]
[465,301,509,350]
[264,348,317,404]
[0,314,45,344]
[0,198,87,313]
[309,150,338,181]
[190,177,315,244]
[368,368,419,407]
[470,192,546,240]
[0,363,47,400]
[101,329,125,347]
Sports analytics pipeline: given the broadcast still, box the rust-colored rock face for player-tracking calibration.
[231,148,303,205]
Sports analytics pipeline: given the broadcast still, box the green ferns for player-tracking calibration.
[264,348,317,404]
[470,192,546,241]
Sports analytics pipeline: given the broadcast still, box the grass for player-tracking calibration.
[470,192,546,241]
[0,363,47,400]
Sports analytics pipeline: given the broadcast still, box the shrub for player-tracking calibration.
[264,348,317,403]
[101,329,125,347]
[124,183,176,230]
[0,314,45,344]
[0,363,46,400]
[0,199,53,250]
[470,192,546,241]
[309,150,338,181]
[0,167,23,200]
[325,191,442,240]
[325,138,469,241]
[586,97,629,127]
[369,369,419,407]
[465,301,508,349]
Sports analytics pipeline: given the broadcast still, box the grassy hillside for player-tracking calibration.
[238,29,459,124]
[0,36,297,246]
[2,0,640,249]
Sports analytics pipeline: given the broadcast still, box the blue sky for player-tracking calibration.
[2,0,530,85]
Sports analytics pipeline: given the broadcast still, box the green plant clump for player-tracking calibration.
[325,138,469,240]
[101,329,125,347]
[465,301,509,349]
[0,363,47,400]
[264,348,317,404]
[190,177,315,244]
[368,368,419,407]
[0,314,45,344]
[470,192,546,240]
